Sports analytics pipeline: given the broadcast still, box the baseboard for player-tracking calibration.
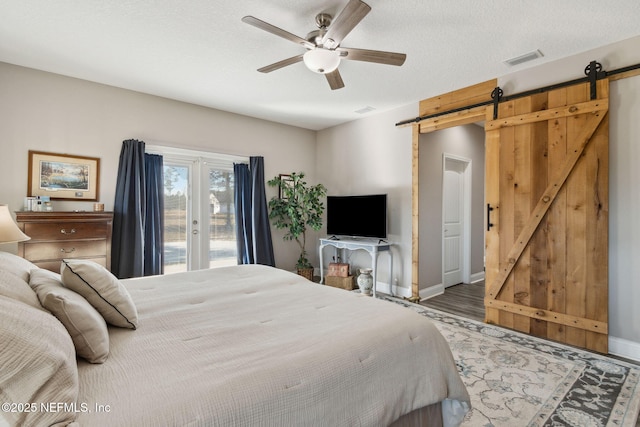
[416,272,485,301]
[375,281,412,299]
[419,284,444,301]
[609,336,640,362]
[470,271,485,284]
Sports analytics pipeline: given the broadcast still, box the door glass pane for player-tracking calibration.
[208,167,237,267]
[163,164,189,273]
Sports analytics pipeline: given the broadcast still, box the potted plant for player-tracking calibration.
[268,172,326,280]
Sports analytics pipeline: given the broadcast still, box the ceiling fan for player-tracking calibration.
[241,0,407,90]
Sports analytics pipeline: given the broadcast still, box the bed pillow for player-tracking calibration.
[0,251,39,282]
[0,295,79,427]
[61,259,138,329]
[30,269,110,364]
[0,269,43,310]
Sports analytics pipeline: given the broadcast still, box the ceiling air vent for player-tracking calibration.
[355,106,376,114]
[504,49,543,66]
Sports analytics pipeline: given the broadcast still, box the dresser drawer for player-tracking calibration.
[24,222,109,240]
[16,211,113,273]
[23,240,107,261]
[35,258,107,273]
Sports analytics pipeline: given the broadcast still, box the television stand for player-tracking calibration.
[319,238,393,298]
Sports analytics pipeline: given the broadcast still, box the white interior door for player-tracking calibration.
[443,155,470,287]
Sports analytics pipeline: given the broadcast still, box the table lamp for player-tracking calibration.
[0,204,30,243]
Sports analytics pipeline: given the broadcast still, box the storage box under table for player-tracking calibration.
[328,262,350,277]
[325,275,355,290]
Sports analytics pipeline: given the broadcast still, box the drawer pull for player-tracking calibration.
[60,248,76,254]
[60,228,76,234]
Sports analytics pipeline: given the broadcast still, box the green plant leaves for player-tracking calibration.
[268,172,326,269]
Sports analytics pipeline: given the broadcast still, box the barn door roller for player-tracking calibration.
[585,60,606,100]
[491,88,503,120]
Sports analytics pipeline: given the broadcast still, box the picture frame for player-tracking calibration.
[279,174,293,200]
[28,150,100,201]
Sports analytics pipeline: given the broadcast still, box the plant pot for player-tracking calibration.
[297,267,314,281]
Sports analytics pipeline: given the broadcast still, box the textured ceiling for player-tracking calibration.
[1,1,640,130]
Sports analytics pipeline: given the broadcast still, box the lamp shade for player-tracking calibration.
[303,48,340,74]
[0,205,30,244]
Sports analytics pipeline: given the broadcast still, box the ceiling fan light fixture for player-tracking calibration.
[303,48,340,74]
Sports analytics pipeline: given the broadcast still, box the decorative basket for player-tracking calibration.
[325,275,355,290]
[297,267,314,281]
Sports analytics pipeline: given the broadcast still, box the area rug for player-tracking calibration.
[381,296,640,427]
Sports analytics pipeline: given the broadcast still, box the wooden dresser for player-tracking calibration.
[16,211,113,273]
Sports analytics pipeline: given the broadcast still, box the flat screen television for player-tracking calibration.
[326,194,387,239]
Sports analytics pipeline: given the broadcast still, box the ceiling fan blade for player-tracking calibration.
[257,54,304,73]
[337,47,406,66]
[322,0,371,47]
[325,69,345,90]
[242,16,315,49]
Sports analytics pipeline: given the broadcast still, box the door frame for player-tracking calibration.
[146,144,248,271]
[409,79,496,301]
[442,153,472,287]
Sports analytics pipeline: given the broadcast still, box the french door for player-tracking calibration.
[154,149,245,273]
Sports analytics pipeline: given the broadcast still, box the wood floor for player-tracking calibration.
[418,280,640,427]
[418,281,640,366]
[419,281,485,322]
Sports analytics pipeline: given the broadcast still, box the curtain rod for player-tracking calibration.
[395,61,640,127]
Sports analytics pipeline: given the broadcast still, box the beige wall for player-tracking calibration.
[609,73,640,358]
[316,104,415,297]
[0,62,317,270]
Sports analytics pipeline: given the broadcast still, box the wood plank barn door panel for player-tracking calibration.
[484,80,609,353]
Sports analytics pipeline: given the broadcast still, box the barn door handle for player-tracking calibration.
[487,204,494,231]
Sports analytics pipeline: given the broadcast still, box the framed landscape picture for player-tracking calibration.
[28,151,100,201]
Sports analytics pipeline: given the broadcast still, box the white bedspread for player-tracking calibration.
[75,265,470,426]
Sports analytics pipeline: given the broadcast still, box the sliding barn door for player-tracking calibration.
[484,80,609,353]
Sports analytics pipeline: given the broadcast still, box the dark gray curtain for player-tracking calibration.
[112,140,145,278]
[234,163,253,264]
[112,139,164,279]
[234,157,275,266]
[249,157,275,266]
[144,154,164,276]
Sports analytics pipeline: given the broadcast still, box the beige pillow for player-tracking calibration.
[61,259,138,329]
[0,251,39,282]
[30,269,110,364]
[0,295,78,427]
[0,269,43,310]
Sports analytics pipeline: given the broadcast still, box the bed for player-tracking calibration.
[0,251,470,427]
